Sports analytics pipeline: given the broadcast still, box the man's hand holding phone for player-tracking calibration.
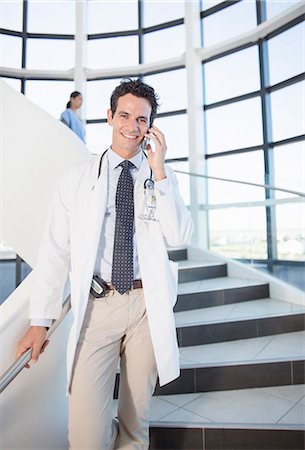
[144,125,167,181]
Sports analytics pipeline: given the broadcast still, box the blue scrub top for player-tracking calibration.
[60,108,86,143]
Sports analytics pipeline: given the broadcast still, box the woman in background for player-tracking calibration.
[60,91,86,143]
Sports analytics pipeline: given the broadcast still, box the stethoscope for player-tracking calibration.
[97,148,154,191]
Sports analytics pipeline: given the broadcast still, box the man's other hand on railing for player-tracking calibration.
[16,327,49,368]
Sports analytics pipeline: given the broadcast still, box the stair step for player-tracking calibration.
[150,424,305,449]
[114,385,305,449]
[154,331,305,395]
[178,261,227,283]
[168,248,188,262]
[175,278,270,312]
[155,358,305,396]
[151,384,305,425]
[114,332,305,397]
[175,298,305,346]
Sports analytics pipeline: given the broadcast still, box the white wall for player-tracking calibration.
[0,80,88,449]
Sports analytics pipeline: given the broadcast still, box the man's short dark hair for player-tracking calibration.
[110,78,160,127]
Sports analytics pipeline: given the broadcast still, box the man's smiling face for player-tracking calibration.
[107,93,152,158]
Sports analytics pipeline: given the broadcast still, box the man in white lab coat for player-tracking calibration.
[17,79,193,449]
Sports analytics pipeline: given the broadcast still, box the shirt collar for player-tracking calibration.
[108,147,143,171]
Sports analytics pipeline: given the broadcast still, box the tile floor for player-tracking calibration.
[177,277,267,295]
[179,331,305,366]
[175,298,305,326]
[112,385,305,427]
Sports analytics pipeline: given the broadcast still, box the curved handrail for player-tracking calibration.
[174,169,305,198]
[0,296,71,394]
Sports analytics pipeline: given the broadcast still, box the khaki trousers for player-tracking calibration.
[68,288,158,450]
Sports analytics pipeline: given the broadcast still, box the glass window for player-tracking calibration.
[270,81,305,143]
[87,79,121,120]
[0,259,17,304]
[0,77,21,92]
[86,123,112,155]
[202,0,257,47]
[143,0,185,28]
[207,151,265,204]
[156,114,189,160]
[167,161,190,206]
[144,69,187,113]
[201,0,224,11]
[26,39,75,70]
[273,142,305,199]
[87,0,138,34]
[27,0,75,34]
[268,22,305,86]
[276,203,305,261]
[143,25,185,64]
[205,97,263,153]
[204,46,260,104]
[266,0,302,20]
[25,80,74,119]
[0,34,22,68]
[87,36,138,70]
[208,206,267,259]
[0,0,23,31]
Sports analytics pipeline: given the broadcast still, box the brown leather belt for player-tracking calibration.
[106,279,143,291]
[90,276,143,298]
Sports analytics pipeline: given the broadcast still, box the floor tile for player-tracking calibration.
[299,394,305,406]
[160,407,212,423]
[177,277,265,295]
[228,298,304,318]
[182,388,295,424]
[257,385,305,403]
[180,335,273,365]
[254,331,305,360]
[178,260,223,269]
[157,393,204,408]
[149,397,179,421]
[278,404,305,425]
[175,298,305,327]
[174,304,235,325]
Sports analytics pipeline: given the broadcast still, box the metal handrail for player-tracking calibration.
[0,296,71,394]
[174,169,305,198]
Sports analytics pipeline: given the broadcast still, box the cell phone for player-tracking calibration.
[90,275,108,298]
[141,137,150,151]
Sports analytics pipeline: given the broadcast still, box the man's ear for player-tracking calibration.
[107,109,113,125]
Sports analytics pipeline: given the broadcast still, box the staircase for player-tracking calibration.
[145,248,305,449]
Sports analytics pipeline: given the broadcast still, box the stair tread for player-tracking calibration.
[115,384,305,428]
[175,297,305,327]
[178,276,267,294]
[177,260,226,269]
[179,330,305,367]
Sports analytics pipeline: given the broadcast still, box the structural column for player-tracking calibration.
[74,0,88,121]
[184,0,208,249]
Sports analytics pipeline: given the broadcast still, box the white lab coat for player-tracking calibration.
[29,153,193,391]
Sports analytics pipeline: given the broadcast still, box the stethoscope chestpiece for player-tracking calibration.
[144,176,154,190]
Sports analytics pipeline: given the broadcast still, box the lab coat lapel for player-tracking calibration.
[134,156,151,217]
[81,154,108,277]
